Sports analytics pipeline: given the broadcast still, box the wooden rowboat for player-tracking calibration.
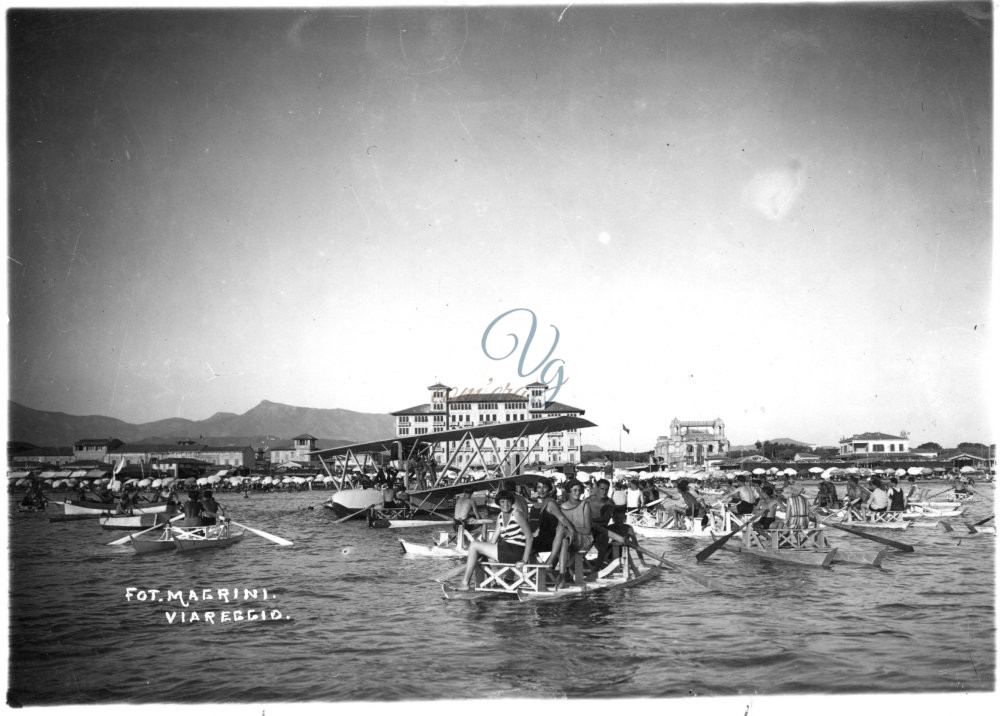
[62,499,175,516]
[99,511,177,530]
[173,525,245,552]
[129,524,243,553]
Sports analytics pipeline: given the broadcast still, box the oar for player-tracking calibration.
[333,506,373,524]
[592,524,719,590]
[972,515,993,527]
[817,519,914,552]
[107,515,182,546]
[229,520,293,547]
[695,512,762,563]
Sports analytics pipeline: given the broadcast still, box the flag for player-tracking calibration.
[622,424,630,434]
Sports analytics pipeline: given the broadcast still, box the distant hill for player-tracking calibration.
[7,400,396,447]
[730,438,813,451]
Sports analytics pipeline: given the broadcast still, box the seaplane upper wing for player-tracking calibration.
[308,415,596,459]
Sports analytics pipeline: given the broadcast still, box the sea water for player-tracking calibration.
[5,483,995,709]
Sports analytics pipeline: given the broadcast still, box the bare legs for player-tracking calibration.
[459,540,499,589]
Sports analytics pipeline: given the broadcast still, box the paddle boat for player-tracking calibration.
[717,525,888,567]
[441,542,659,601]
[902,505,966,519]
[628,507,742,539]
[399,520,495,558]
[840,506,911,530]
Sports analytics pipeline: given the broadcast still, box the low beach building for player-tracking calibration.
[839,431,910,456]
[107,440,255,470]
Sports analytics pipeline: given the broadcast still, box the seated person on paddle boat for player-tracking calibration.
[844,476,869,507]
[604,509,647,567]
[865,478,889,514]
[586,478,615,564]
[813,477,840,509]
[722,475,759,516]
[905,476,919,506]
[532,477,576,570]
[886,477,906,512]
[625,479,644,513]
[456,490,533,592]
[501,479,532,517]
[755,484,782,531]
[781,485,811,529]
[554,480,593,585]
[674,479,710,529]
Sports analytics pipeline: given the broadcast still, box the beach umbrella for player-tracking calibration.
[576,472,591,483]
[959,466,976,473]
[262,476,273,485]
[768,467,779,474]
[138,479,152,487]
[907,466,923,476]
[752,468,766,475]
[206,475,222,485]
[67,478,78,486]
[895,469,907,477]
[196,477,209,486]
[151,479,162,488]
[920,467,934,476]
[323,476,334,483]
[109,480,122,491]
[16,479,28,487]
[808,467,823,474]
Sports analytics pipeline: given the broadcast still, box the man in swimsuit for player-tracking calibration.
[723,475,759,516]
[181,490,206,527]
[667,478,705,530]
[585,478,615,567]
[200,490,225,525]
[452,486,481,546]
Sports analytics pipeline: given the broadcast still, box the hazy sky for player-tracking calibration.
[5,3,993,450]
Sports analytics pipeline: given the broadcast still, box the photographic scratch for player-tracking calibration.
[8,256,24,266]
[66,231,82,278]
[349,185,372,235]
[558,5,572,23]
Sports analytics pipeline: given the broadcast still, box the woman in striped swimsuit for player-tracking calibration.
[456,490,533,591]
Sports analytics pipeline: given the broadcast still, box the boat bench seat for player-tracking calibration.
[749,528,829,551]
[475,562,552,593]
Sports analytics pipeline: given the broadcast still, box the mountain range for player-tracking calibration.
[6,400,396,448]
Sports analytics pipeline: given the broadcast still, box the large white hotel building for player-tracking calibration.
[391,382,587,468]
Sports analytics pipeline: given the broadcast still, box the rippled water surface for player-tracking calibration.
[6,484,995,705]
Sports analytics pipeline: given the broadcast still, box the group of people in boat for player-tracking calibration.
[455,477,646,591]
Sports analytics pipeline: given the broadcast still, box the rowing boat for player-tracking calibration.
[62,499,175,517]
[173,524,245,552]
[99,513,174,530]
[517,563,660,601]
[129,523,243,553]
[909,501,962,509]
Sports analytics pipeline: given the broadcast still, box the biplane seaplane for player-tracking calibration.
[311,415,597,532]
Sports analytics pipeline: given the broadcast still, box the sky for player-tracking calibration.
[4,2,994,451]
